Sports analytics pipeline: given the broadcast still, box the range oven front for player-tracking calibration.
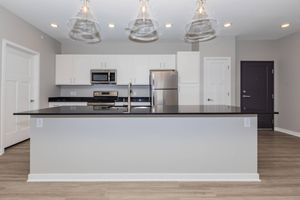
[91,70,116,84]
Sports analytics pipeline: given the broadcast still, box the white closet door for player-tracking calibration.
[2,46,34,147]
[203,57,231,106]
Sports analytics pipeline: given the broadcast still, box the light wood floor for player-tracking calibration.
[0,131,300,200]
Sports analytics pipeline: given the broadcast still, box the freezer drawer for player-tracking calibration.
[151,90,178,106]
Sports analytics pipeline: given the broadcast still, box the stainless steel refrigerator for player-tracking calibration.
[150,70,178,106]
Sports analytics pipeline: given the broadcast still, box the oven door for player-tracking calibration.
[91,72,109,84]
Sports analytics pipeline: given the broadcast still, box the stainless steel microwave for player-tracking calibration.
[91,70,117,84]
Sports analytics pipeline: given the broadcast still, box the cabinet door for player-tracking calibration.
[160,55,176,69]
[148,55,176,70]
[56,55,74,85]
[178,84,200,105]
[73,55,92,85]
[115,55,133,85]
[133,55,151,85]
[177,52,200,84]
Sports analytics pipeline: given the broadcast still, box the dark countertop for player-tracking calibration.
[14,105,279,116]
[48,97,150,103]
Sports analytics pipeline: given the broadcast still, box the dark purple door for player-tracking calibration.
[241,61,274,129]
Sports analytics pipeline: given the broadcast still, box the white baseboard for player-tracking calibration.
[275,127,300,137]
[0,149,4,156]
[28,173,260,182]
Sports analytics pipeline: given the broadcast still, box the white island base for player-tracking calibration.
[28,115,259,182]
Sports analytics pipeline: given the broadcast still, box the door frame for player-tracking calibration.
[203,57,232,105]
[0,39,40,155]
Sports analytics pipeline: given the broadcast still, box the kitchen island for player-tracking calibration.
[15,105,277,182]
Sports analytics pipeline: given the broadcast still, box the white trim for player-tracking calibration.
[275,127,300,137]
[28,173,260,182]
[0,39,40,154]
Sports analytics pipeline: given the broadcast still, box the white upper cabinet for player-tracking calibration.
[148,55,176,70]
[72,55,93,85]
[115,55,133,85]
[56,55,92,85]
[56,55,74,85]
[56,54,176,86]
[177,52,200,84]
[92,55,118,70]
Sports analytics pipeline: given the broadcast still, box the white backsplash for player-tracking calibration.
[59,85,150,97]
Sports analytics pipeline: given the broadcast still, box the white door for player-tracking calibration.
[1,43,38,148]
[203,57,231,105]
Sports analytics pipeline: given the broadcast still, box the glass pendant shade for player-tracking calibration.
[185,0,217,43]
[127,0,159,43]
[68,0,101,44]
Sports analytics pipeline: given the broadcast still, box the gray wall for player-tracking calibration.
[277,32,300,132]
[236,40,279,118]
[61,40,191,54]
[0,6,61,109]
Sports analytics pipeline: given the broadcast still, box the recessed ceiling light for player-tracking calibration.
[108,23,115,28]
[165,23,172,28]
[224,23,232,28]
[281,23,290,29]
[50,23,59,28]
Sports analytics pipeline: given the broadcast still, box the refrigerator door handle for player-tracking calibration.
[151,92,155,107]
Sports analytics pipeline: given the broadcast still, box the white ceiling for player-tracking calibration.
[1,0,300,43]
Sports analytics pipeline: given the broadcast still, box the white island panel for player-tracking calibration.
[29,115,258,182]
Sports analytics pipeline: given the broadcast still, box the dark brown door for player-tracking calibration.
[241,61,274,129]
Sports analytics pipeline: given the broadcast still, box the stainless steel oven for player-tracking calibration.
[91,70,117,84]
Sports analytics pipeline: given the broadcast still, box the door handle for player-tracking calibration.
[30,99,35,103]
[242,95,251,98]
[207,98,213,102]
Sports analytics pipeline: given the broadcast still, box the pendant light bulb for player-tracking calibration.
[68,0,101,44]
[82,0,88,13]
[185,0,217,43]
[127,0,159,43]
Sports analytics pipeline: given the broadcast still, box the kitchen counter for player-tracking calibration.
[17,105,277,182]
[14,105,278,116]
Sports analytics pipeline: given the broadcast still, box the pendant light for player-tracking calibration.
[127,0,159,43]
[185,0,217,43]
[68,0,101,44]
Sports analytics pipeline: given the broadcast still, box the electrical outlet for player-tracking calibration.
[36,119,43,128]
[244,118,251,128]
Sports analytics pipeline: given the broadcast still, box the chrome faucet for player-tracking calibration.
[127,82,132,113]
